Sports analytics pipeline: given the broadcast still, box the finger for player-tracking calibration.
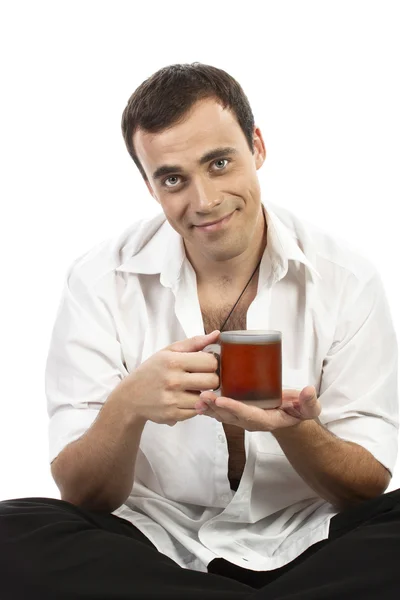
[182,372,220,392]
[298,386,321,419]
[301,385,317,400]
[211,406,238,424]
[168,331,220,353]
[282,389,300,402]
[201,410,223,422]
[202,393,297,431]
[195,398,209,412]
[195,394,217,413]
[173,391,206,421]
[281,389,300,413]
[213,396,261,418]
[199,391,219,402]
[197,401,228,423]
[175,391,205,409]
[175,409,202,422]
[199,394,240,424]
[179,351,219,373]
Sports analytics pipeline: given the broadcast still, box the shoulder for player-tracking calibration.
[65,211,166,295]
[270,202,379,288]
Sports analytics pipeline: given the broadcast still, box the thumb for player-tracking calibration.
[300,386,318,403]
[168,330,220,353]
[299,386,321,419]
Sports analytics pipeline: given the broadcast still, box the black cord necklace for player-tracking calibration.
[208,256,263,334]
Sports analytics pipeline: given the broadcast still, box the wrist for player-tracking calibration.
[107,379,147,430]
[273,418,319,440]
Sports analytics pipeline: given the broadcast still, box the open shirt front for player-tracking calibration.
[46,200,399,572]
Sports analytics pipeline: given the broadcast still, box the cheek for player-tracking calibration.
[243,179,261,209]
[228,169,258,197]
[160,199,189,228]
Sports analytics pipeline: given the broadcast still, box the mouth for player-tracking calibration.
[194,211,236,232]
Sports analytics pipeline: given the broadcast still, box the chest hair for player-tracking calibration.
[200,287,256,490]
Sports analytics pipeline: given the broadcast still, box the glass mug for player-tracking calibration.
[204,330,282,408]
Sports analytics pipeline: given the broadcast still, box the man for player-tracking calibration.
[0,63,399,599]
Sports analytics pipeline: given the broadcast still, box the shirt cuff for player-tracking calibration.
[325,414,399,475]
[48,407,100,463]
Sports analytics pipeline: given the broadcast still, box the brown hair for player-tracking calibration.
[121,62,255,181]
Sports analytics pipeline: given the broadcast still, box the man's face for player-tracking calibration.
[133,97,266,263]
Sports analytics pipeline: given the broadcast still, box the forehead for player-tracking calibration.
[133,98,247,173]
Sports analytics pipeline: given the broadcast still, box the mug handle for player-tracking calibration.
[203,343,221,394]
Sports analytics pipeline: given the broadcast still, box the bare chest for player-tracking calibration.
[199,284,257,490]
[199,280,256,336]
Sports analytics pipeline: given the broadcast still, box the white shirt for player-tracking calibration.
[46,200,399,573]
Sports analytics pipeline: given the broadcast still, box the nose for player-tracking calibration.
[191,178,222,214]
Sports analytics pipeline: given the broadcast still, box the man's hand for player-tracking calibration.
[196,387,391,509]
[195,386,321,431]
[117,331,220,426]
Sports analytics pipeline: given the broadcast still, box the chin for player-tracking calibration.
[207,244,248,262]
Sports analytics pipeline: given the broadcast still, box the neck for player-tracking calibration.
[186,207,267,291]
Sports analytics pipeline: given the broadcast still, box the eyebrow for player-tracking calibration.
[152,146,238,182]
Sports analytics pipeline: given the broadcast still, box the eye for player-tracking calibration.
[213,158,229,170]
[163,175,182,188]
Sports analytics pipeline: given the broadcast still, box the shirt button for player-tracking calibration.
[218,434,225,443]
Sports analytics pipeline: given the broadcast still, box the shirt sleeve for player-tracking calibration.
[318,267,399,475]
[45,261,128,464]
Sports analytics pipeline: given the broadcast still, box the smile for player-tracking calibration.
[194,211,235,232]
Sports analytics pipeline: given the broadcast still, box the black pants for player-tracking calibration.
[1,490,400,599]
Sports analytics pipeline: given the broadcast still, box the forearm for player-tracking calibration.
[51,386,146,513]
[273,419,391,510]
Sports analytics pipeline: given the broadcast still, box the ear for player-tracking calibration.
[145,180,160,204]
[253,126,266,170]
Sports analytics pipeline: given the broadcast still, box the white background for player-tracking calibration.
[0,1,399,501]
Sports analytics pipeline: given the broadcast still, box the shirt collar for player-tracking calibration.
[115,215,185,287]
[115,201,321,285]
[263,203,321,283]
